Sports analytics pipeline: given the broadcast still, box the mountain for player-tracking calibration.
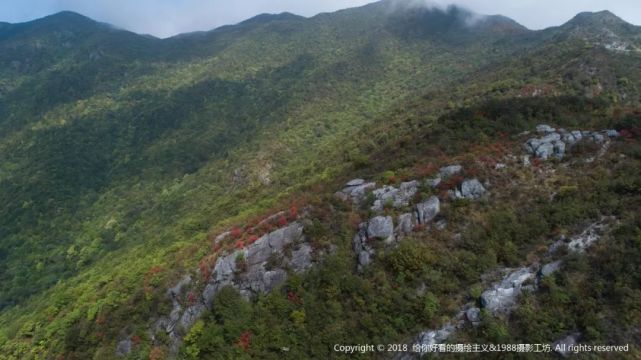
[0,2,640,359]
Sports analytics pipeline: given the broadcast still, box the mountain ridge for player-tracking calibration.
[2,5,638,41]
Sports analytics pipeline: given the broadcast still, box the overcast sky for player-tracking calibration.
[1,0,640,38]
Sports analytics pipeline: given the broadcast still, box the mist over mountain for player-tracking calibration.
[0,1,640,359]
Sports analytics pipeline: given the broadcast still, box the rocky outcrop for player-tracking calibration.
[439,165,462,178]
[335,179,376,203]
[415,196,440,224]
[367,216,395,243]
[524,125,620,160]
[400,220,612,355]
[480,267,536,314]
[370,181,419,212]
[204,222,309,301]
[453,179,487,200]
[354,197,440,271]
[149,221,315,355]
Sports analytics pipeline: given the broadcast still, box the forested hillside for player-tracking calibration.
[0,1,640,359]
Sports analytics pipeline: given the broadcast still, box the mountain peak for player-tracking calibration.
[239,12,305,26]
[565,10,630,28]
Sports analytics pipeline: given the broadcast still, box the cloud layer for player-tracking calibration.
[1,0,639,38]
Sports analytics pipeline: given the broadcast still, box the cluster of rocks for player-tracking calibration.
[140,222,314,357]
[401,220,611,357]
[337,165,487,206]
[344,165,489,271]
[353,196,440,270]
[524,124,619,160]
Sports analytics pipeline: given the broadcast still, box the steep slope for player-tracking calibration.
[0,2,529,311]
[0,2,640,359]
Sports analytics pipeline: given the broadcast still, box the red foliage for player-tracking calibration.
[95,314,107,326]
[278,216,288,227]
[478,156,497,169]
[199,258,212,281]
[247,235,259,245]
[289,205,299,220]
[619,128,640,142]
[131,335,141,345]
[413,223,427,232]
[532,158,542,168]
[236,240,245,249]
[230,227,242,239]
[287,291,301,304]
[211,242,222,253]
[466,167,481,177]
[236,331,252,352]
[415,163,438,178]
[437,174,464,191]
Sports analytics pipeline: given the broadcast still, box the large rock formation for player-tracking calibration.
[524,125,619,160]
[149,221,315,355]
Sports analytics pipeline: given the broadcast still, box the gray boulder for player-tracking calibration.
[539,260,562,277]
[536,124,556,134]
[466,307,482,325]
[439,165,462,178]
[367,216,394,243]
[459,179,487,199]
[115,339,132,357]
[553,140,566,159]
[396,213,414,238]
[541,132,562,143]
[415,196,440,224]
[606,129,619,137]
[346,179,365,187]
[358,251,371,267]
[592,133,605,143]
[535,141,554,160]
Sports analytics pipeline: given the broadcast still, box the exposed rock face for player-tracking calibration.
[204,222,307,302]
[151,221,313,355]
[536,124,556,134]
[396,213,414,238]
[370,181,419,212]
[368,216,395,243]
[400,220,612,352]
[346,179,365,187]
[416,324,457,348]
[336,180,377,203]
[439,165,462,178]
[465,307,482,325]
[115,339,132,357]
[354,197,441,271]
[539,260,562,277]
[525,125,620,161]
[480,267,536,314]
[415,196,440,224]
[454,179,487,200]
[353,224,373,271]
